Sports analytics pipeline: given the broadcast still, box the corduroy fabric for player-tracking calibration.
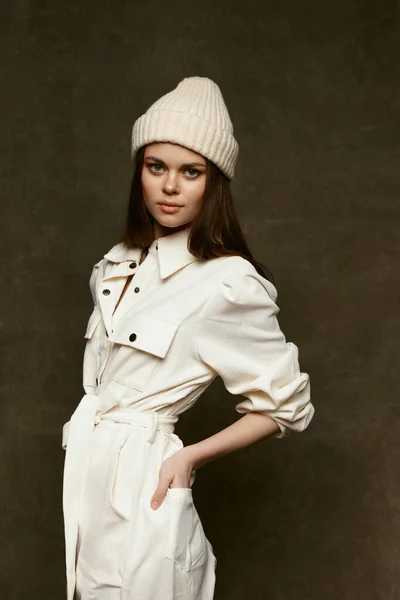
[61,227,315,600]
[131,77,239,180]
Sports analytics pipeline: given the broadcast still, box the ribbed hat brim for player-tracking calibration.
[131,109,238,180]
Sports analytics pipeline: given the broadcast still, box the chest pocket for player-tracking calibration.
[108,312,180,392]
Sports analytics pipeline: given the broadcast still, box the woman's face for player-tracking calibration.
[142,142,207,237]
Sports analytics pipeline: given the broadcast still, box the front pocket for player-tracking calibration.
[108,312,180,392]
[110,312,179,357]
[165,487,206,572]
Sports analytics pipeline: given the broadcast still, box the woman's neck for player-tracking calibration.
[153,222,191,239]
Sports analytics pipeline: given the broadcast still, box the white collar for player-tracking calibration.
[103,227,198,280]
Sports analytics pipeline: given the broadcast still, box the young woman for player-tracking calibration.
[62,76,315,600]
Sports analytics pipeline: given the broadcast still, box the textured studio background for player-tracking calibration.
[1,1,399,599]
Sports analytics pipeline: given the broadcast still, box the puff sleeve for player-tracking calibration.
[195,267,315,438]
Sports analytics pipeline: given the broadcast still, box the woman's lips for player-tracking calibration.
[158,203,182,213]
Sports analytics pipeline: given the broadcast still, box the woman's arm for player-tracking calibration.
[185,411,280,469]
[150,412,279,509]
[151,268,314,509]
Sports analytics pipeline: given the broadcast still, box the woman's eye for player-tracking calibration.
[148,164,200,177]
[150,164,163,172]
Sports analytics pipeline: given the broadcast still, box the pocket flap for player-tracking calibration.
[84,306,102,339]
[110,312,179,358]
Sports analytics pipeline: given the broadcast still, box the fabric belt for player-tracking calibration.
[61,393,176,600]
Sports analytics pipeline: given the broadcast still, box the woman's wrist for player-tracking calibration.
[180,412,281,472]
[181,443,212,471]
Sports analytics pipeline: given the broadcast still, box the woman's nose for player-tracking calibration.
[163,173,179,194]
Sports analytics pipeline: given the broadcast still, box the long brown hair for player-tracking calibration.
[120,146,275,284]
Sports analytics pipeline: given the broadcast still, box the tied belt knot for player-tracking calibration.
[61,393,177,600]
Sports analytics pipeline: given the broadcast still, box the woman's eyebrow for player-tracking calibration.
[182,162,206,168]
[144,156,206,168]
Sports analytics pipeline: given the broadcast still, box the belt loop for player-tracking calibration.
[146,412,158,444]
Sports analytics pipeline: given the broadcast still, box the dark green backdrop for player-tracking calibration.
[1,0,399,598]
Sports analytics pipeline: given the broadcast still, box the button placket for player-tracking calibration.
[106,253,157,343]
[122,261,154,344]
[99,256,140,330]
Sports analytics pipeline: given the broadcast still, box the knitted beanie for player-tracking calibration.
[131,76,239,180]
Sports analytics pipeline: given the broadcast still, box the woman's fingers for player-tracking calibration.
[150,473,171,510]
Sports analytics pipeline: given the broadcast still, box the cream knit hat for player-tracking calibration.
[131,76,239,180]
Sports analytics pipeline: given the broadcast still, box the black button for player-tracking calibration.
[102,289,111,295]
[129,262,137,269]
[129,333,137,342]
[134,287,140,293]
[156,244,158,250]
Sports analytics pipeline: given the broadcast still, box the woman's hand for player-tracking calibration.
[150,447,195,510]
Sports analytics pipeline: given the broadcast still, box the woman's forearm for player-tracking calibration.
[184,412,281,470]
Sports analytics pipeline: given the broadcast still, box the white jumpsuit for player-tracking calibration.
[62,227,315,600]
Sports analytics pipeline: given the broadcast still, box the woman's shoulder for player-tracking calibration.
[90,241,140,274]
[87,243,122,294]
[203,254,278,304]
[206,254,256,275]
[103,241,140,263]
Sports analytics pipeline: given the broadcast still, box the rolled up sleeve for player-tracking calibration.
[195,268,315,439]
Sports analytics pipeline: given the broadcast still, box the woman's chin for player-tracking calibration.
[154,214,189,228]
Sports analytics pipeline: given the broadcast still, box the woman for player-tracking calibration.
[62,76,315,600]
